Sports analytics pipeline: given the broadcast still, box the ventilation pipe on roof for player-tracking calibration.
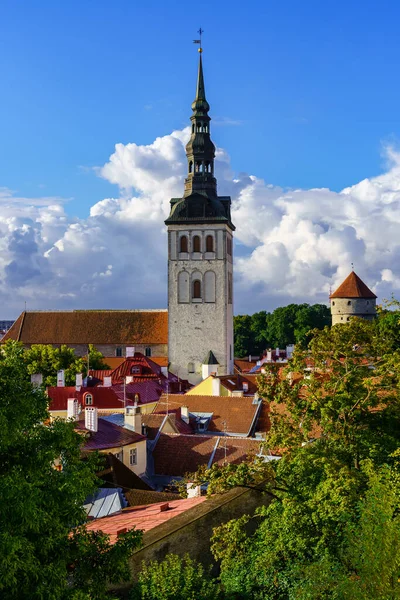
[103,376,112,387]
[124,405,142,433]
[212,376,221,396]
[85,407,98,432]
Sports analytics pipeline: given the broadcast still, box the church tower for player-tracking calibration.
[165,48,235,384]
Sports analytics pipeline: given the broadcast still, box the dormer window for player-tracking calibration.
[85,393,93,406]
[131,366,141,374]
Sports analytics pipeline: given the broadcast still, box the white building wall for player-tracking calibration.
[331,297,377,325]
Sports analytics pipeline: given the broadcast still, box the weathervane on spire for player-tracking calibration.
[193,27,204,53]
[351,262,354,271]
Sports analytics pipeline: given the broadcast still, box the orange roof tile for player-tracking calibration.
[154,394,261,436]
[330,272,377,299]
[85,497,206,543]
[1,310,168,345]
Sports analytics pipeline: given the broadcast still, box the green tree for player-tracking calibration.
[0,341,142,599]
[234,315,256,357]
[88,344,111,370]
[130,554,221,600]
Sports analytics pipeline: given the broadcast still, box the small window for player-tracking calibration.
[193,279,201,299]
[145,347,151,357]
[188,161,193,173]
[366,301,369,305]
[180,236,188,253]
[347,300,352,306]
[115,450,123,462]
[116,347,123,357]
[206,235,214,252]
[131,366,141,374]
[188,362,195,373]
[129,448,137,466]
[341,317,343,321]
[347,317,350,321]
[193,235,201,253]
[332,301,335,306]
[227,237,232,256]
[85,393,93,406]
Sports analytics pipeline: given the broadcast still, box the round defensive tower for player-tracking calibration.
[330,271,377,325]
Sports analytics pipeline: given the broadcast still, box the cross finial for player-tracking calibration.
[193,27,204,53]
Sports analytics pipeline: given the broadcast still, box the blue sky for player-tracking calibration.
[2,0,400,319]
[2,0,400,217]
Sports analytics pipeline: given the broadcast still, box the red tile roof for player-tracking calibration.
[234,359,258,373]
[153,394,261,436]
[47,387,133,412]
[330,271,377,299]
[152,433,262,477]
[1,310,168,344]
[85,497,206,543]
[77,418,146,451]
[218,374,258,395]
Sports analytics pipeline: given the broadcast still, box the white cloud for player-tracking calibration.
[1,133,400,318]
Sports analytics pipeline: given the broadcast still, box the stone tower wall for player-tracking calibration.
[331,297,376,325]
[168,223,234,384]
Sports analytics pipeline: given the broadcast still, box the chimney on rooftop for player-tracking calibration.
[126,347,135,357]
[242,381,249,393]
[266,349,272,361]
[212,376,221,396]
[181,405,189,424]
[186,482,201,498]
[276,347,280,358]
[124,405,142,433]
[67,398,79,421]
[85,407,98,432]
[161,366,168,377]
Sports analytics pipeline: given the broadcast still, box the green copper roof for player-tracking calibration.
[203,350,219,365]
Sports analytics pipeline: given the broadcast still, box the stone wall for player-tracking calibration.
[331,297,376,325]
[22,343,168,359]
[168,223,234,384]
[110,484,271,595]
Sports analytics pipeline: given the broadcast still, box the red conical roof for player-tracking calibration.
[330,271,377,299]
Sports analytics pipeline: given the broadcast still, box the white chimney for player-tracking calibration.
[126,347,135,357]
[202,363,216,380]
[75,373,83,390]
[248,355,252,362]
[186,482,201,498]
[242,382,249,393]
[85,407,98,432]
[103,376,112,387]
[67,398,79,421]
[276,347,280,358]
[266,350,272,361]
[181,405,189,424]
[57,370,65,387]
[125,375,134,384]
[161,366,168,377]
[124,405,142,433]
[286,344,295,359]
[31,373,43,388]
[212,376,221,396]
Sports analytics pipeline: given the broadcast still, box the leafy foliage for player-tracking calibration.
[130,554,221,600]
[234,303,331,357]
[0,340,141,599]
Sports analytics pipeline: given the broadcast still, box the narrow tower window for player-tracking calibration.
[180,236,188,253]
[193,279,202,299]
[206,235,214,252]
[189,161,193,173]
[193,235,201,253]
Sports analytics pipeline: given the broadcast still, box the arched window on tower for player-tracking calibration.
[192,279,202,299]
[192,235,201,253]
[189,161,193,173]
[192,124,195,133]
[197,122,201,132]
[206,235,214,252]
[180,236,188,253]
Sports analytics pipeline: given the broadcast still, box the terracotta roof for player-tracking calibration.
[219,374,258,395]
[77,418,146,451]
[234,359,258,373]
[330,272,377,299]
[142,411,194,439]
[85,496,206,543]
[48,387,133,412]
[154,394,261,436]
[1,310,168,344]
[101,357,125,368]
[151,357,169,367]
[152,433,262,477]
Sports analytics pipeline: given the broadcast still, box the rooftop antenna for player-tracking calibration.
[193,27,204,53]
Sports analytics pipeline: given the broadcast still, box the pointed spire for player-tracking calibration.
[191,51,210,114]
[196,53,206,101]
